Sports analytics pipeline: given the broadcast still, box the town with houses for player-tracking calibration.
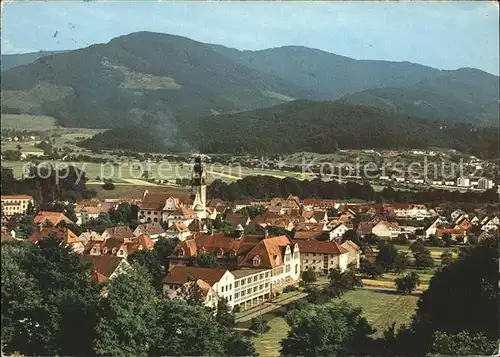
[1,158,498,311]
[1,3,499,356]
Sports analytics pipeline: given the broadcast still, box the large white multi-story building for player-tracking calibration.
[1,195,34,218]
[478,178,494,190]
[168,233,301,310]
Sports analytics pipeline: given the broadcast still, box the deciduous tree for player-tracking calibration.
[395,271,420,294]
[429,331,498,356]
[94,265,159,357]
[360,259,385,279]
[250,316,270,335]
[301,267,317,286]
[393,251,410,274]
[413,248,434,269]
[281,302,374,357]
[326,266,363,299]
[195,252,220,268]
[439,251,454,267]
[375,242,398,270]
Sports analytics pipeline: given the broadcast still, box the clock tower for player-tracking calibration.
[191,155,207,219]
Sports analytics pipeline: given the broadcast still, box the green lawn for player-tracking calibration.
[252,289,419,357]
[338,289,418,334]
[253,317,290,357]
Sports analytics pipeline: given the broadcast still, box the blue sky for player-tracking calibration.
[2,1,499,75]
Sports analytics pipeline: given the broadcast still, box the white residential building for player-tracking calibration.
[328,223,350,241]
[296,240,350,274]
[478,178,494,190]
[1,195,34,218]
[457,177,470,187]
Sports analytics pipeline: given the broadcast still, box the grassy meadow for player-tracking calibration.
[251,288,419,357]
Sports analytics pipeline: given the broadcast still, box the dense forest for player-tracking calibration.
[1,166,96,203]
[79,101,498,158]
[207,176,499,204]
[178,101,498,157]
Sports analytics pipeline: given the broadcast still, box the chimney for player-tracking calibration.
[264,228,269,239]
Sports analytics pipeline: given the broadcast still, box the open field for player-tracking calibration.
[87,183,190,200]
[339,289,418,333]
[1,114,58,130]
[2,159,304,184]
[251,288,419,357]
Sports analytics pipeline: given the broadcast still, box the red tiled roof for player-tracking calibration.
[225,214,249,226]
[357,223,373,234]
[34,211,73,225]
[1,195,33,200]
[183,279,215,299]
[295,223,325,232]
[172,206,197,218]
[296,240,348,255]
[163,265,228,286]
[169,222,189,233]
[136,233,155,249]
[83,255,127,282]
[28,227,80,244]
[140,192,193,210]
[436,228,466,237]
[136,222,165,236]
[294,231,328,240]
[172,232,266,259]
[207,199,228,208]
[103,226,134,241]
[239,235,292,268]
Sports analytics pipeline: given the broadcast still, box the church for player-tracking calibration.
[137,156,207,226]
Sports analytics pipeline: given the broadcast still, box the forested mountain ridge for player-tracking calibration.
[212,45,499,126]
[1,32,313,129]
[339,68,499,126]
[80,100,498,158]
[210,44,441,99]
[2,31,498,131]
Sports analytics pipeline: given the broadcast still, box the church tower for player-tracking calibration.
[191,155,207,219]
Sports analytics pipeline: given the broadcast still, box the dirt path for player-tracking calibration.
[121,178,159,186]
[235,292,308,323]
[207,170,242,180]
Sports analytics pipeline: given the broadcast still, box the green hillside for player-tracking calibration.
[3,33,497,132]
[81,100,498,158]
[1,32,312,129]
[210,44,441,99]
[339,68,499,126]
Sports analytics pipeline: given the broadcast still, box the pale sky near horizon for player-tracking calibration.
[2,1,499,75]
